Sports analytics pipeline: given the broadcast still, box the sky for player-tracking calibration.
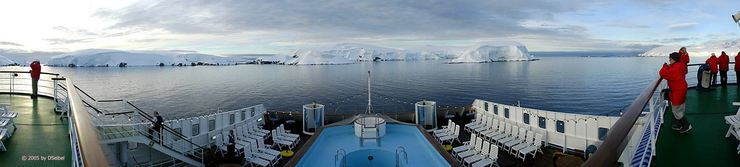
[0,0,738,55]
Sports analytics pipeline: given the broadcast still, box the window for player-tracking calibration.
[208,119,216,131]
[493,105,498,115]
[192,124,200,136]
[484,103,489,112]
[598,128,609,141]
[251,107,256,117]
[523,113,530,124]
[556,120,565,133]
[229,114,235,124]
[241,110,246,120]
[504,108,510,118]
[174,128,182,141]
[538,117,546,129]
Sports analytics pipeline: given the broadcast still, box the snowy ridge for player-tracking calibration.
[0,55,15,65]
[47,49,248,67]
[447,42,532,63]
[283,49,355,65]
[640,39,740,58]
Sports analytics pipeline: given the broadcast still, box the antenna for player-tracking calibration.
[366,70,372,114]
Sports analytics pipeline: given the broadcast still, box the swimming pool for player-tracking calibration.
[296,123,451,167]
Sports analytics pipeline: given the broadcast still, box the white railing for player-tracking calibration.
[622,82,667,166]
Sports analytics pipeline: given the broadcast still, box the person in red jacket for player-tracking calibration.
[736,51,740,86]
[706,53,719,86]
[719,51,730,87]
[679,47,690,73]
[29,60,41,99]
[660,52,691,133]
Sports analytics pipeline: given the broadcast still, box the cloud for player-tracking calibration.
[53,26,99,36]
[602,22,649,29]
[667,22,698,30]
[45,38,93,45]
[95,0,597,41]
[0,41,23,47]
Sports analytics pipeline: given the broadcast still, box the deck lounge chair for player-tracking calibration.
[464,140,490,166]
[458,137,483,161]
[453,133,477,157]
[472,144,499,167]
[439,125,460,144]
[515,133,543,161]
[0,128,7,151]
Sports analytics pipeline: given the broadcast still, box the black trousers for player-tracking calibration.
[720,71,728,86]
[711,72,718,86]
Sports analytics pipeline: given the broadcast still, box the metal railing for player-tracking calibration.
[583,62,732,166]
[395,146,408,167]
[335,148,347,167]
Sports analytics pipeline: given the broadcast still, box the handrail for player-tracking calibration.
[127,101,207,151]
[0,70,60,75]
[395,146,408,167]
[582,77,663,166]
[335,148,346,167]
[66,79,113,166]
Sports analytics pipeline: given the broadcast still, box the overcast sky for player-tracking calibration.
[0,0,738,55]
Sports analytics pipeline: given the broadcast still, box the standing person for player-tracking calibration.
[29,60,41,99]
[148,112,164,145]
[706,53,719,86]
[660,52,692,133]
[679,47,690,73]
[735,51,740,85]
[719,51,730,87]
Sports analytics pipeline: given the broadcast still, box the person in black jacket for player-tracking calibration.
[148,112,164,144]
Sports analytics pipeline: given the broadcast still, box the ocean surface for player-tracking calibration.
[3,55,704,119]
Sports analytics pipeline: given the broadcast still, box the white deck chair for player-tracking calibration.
[497,127,520,147]
[482,122,505,141]
[465,114,484,132]
[0,128,7,151]
[436,120,454,134]
[271,129,294,149]
[468,116,488,133]
[472,144,499,167]
[0,106,17,119]
[453,133,477,157]
[490,124,513,144]
[439,125,460,144]
[278,124,300,139]
[464,140,490,166]
[472,117,493,133]
[275,127,299,145]
[215,133,244,156]
[254,137,281,157]
[458,137,483,161]
[479,121,499,137]
[516,133,543,161]
[510,131,535,155]
[435,122,457,138]
[502,128,527,151]
[244,143,271,167]
[247,138,279,166]
[724,103,740,137]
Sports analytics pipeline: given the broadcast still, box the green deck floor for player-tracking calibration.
[0,95,72,166]
[652,86,740,167]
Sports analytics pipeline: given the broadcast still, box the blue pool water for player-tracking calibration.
[296,124,450,167]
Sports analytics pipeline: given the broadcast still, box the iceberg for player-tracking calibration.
[47,49,248,67]
[0,55,15,65]
[283,49,354,65]
[640,39,740,58]
[447,43,532,63]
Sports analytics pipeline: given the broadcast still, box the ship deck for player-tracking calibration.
[652,86,740,167]
[0,94,72,166]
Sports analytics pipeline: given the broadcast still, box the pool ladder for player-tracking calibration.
[335,148,347,167]
[396,146,408,167]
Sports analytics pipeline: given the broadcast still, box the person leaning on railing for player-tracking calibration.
[660,52,692,134]
[719,51,730,87]
[706,53,719,87]
[148,112,164,145]
[29,60,41,99]
[735,51,740,86]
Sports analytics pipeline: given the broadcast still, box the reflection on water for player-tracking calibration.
[2,56,684,118]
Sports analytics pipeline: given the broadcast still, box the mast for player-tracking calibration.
[366,70,372,114]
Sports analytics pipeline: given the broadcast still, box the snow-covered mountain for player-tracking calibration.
[0,55,15,65]
[47,49,249,67]
[640,39,740,57]
[448,42,532,63]
[283,49,354,65]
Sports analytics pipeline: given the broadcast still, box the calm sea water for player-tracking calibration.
[4,56,679,119]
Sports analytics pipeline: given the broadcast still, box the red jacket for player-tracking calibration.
[706,55,718,73]
[660,63,687,105]
[735,53,740,71]
[719,53,730,71]
[679,50,690,64]
[30,61,41,80]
